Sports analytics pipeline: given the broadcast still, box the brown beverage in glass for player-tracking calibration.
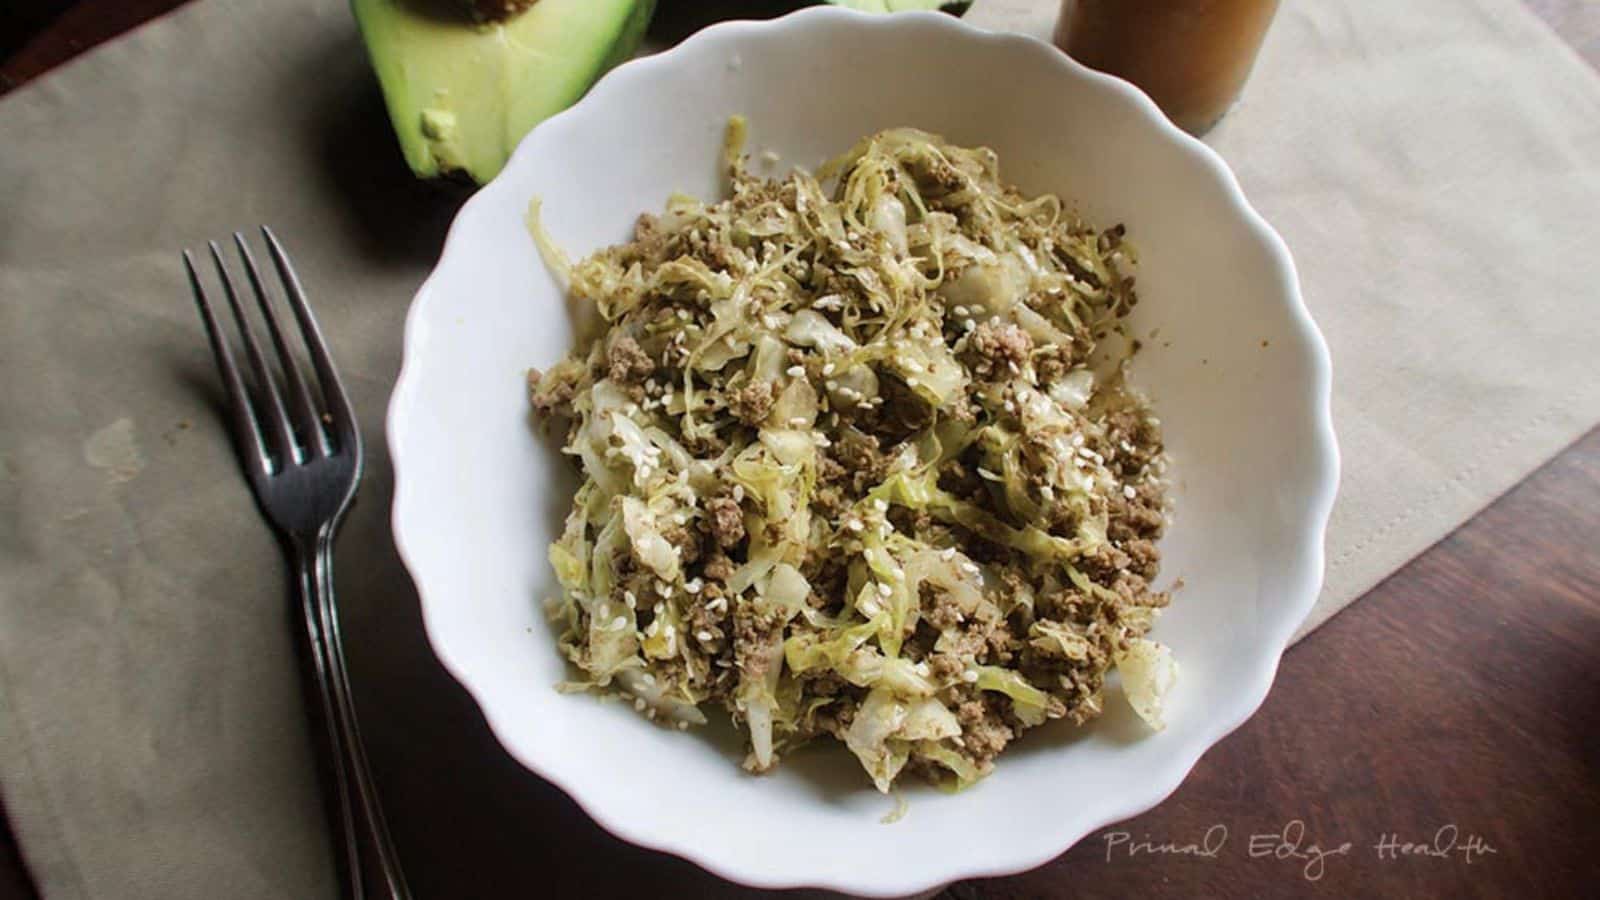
[1055,0,1281,136]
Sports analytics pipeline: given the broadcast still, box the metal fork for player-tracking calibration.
[184,228,411,900]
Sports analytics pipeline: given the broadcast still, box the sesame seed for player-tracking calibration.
[963,319,976,332]
[685,579,703,594]
[1123,485,1137,499]
[610,616,627,631]
[732,485,745,502]
[786,416,807,427]
[653,602,665,615]
[977,467,1001,481]
[846,519,864,533]
[873,499,888,512]
[1073,434,1086,447]
[962,670,979,683]
[623,590,637,609]
[876,582,893,598]
[961,562,981,575]
[825,380,839,391]
[634,698,647,711]
[906,376,920,388]
[941,547,957,561]
[695,630,713,642]
[822,363,836,376]
[786,365,806,377]
[1074,457,1088,469]
[677,720,690,731]
[1040,485,1056,501]
[658,580,672,595]
[915,662,931,676]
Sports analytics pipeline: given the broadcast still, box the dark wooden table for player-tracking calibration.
[3,2,1597,898]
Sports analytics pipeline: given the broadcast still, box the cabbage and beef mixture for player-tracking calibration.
[528,122,1176,793]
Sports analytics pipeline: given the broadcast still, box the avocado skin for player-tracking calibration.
[354,0,658,184]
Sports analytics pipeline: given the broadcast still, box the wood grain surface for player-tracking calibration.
[2,3,1597,899]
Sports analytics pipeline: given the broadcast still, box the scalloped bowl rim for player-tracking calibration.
[387,7,1339,895]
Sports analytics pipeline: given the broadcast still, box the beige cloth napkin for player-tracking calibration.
[2,0,1597,897]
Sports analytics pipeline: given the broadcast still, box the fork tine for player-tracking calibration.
[261,226,362,459]
[209,240,298,470]
[184,250,272,477]
[234,232,331,458]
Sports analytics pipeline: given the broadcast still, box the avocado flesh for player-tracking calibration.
[353,0,656,183]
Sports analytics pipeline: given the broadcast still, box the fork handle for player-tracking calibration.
[294,538,412,900]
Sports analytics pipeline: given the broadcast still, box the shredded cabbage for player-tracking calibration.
[529,121,1173,794]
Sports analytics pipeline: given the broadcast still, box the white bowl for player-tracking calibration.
[388,8,1338,896]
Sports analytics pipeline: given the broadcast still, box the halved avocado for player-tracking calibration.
[352,0,656,183]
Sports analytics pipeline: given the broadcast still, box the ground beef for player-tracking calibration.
[1079,543,1132,584]
[817,453,846,484]
[728,380,775,426]
[1124,538,1161,581]
[1036,585,1088,623]
[961,320,1033,379]
[702,551,736,585]
[985,625,1021,666]
[928,652,965,683]
[686,589,729,639]
[707,496,746,549]
[733,604,783,679]
[957,696,1015,764]
[661,523,703,566]
[1033,344,1076,382]
[606,336,654,384]
[527,368,574,418]
[1106,408,1162,475]
[1108,484,1166,543]
[922,583,964,631]
[688,228,745,273]
[827,429,890,495]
